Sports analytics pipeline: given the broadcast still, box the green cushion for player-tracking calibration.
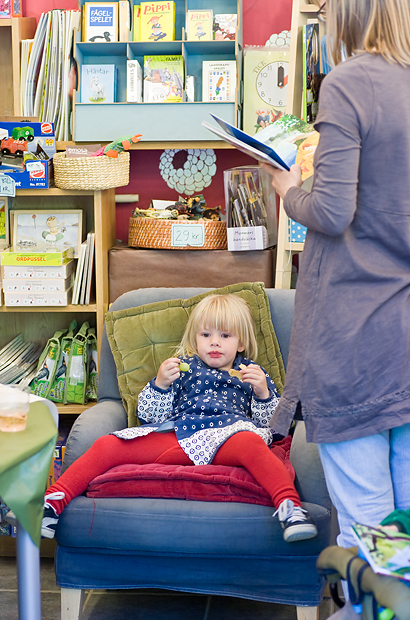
[105,282,285,427]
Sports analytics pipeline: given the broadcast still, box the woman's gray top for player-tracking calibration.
[270,52,410,443]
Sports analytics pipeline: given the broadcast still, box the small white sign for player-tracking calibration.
[0,174,15,197]
[171,223,205,247]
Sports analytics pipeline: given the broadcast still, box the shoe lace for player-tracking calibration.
[45,491,65,501]
[286,506,308,524]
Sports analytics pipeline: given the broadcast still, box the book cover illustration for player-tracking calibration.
[144,55,184,102]
[81,64,117,103]
[353,523,410,581]
[202,60,236,102]
[82,2,118,42]
[303,22,320,123]
[140,1,175,42]
[213,14,237,40]
[203,113,319,180]
[186,10,213,41]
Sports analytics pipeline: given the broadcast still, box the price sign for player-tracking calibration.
[0,175,15,197]
[171,223,205,248]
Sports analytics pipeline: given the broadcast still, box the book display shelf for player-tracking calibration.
[275,0,322,288]
[0,17,36,116]
[0,188,116,415]
[72,0,243,143]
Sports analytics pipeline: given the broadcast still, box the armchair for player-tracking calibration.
[55,287,332,620]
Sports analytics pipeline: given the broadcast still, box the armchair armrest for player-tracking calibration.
[62,399,127,472]
[290,421,332,510]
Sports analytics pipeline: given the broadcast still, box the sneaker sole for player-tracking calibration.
[41,527,56,539]
[283,525,318,542]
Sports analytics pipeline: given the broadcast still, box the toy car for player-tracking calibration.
[12,126,35,142]
[1,137,28,157]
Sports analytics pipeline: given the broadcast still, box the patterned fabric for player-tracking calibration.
[113,354,280,465]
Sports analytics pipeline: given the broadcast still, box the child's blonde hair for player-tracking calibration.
[327,0,410,66]
[177,294,258,360]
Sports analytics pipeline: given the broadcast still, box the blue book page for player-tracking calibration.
[206,113,319,179]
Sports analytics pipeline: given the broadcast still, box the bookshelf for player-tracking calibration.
[72,0,243,142]
[0,188,116,415]
[0,17,36,116]
[275,0,322,288]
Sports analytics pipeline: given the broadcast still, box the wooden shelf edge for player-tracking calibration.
[0,304,97,313]
[284,242,305,252]
[56,140,235,151]
[300,4,319,12]
[57,402,96,415]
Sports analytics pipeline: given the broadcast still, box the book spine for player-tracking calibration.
[118,0,131,42]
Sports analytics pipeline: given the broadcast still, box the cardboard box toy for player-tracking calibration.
[2,260,76,279]
[0,246,74,267]
[0,121,56,189]
[4,289,73,307]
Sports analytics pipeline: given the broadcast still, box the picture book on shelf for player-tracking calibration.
[202,60,236,102]
[82,2,118,42]
[144,55,184,103]
[133,4,141,40]
[202,113,319,181]
[213,14,237,40]
[118,0,132,42]
[81,64,117,103]
[186,10,213,41]
[303,22,320,123]
[140,1,175,42]
[353,522,410,581]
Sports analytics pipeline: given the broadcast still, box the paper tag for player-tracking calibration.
[0,174,15,197]
[171,223,205,247]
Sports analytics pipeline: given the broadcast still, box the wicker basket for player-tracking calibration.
[53,152,130,190]
[128,217,227,250]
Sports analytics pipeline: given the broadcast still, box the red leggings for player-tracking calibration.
[46,431,300,514]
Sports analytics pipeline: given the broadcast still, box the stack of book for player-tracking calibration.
[0,248,75,306]
[72,231,95,305]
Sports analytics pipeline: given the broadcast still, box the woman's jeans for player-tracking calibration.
[318,423,410,549]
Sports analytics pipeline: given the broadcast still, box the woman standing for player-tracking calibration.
[263,0,410,549]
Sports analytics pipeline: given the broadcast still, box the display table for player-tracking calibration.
[0,400,58,620]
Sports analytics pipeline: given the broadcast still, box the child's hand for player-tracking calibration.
[240,364,270,400]
[155,358,181,390]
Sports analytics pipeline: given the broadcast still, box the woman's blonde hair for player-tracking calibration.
[177,294,258,360]
[327,0,410,66]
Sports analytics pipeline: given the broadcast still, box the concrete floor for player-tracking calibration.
[0,555,337,620]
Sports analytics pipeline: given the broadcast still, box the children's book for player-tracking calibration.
[186,10,213,41]
[303,22,320,123]
[353,522,410,581]
[202,60,236,102]
[202,113,319,180]
[213,14,237,40]
[133,4,141,40]
[127,59,143,102]
[140,1,175,42]
[143,55,184,102]
[82,2,118,42]
[81,64,117,103]
[118,0,132,42]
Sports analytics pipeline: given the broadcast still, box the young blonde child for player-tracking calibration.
[42,294,317,542]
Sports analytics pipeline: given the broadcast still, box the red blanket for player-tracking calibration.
[86,436,293,506]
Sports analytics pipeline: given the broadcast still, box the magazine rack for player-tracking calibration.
[275,0,323,288]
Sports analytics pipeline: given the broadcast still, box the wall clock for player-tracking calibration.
[243,49,289,135]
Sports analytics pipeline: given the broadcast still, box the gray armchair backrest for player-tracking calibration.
[98,287,296,403]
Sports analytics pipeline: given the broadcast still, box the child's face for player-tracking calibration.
[196,326,244,371]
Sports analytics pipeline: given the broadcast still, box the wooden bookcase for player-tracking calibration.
[72,0,243,143]
[274,0,322,288]
[0,17,36,116]
[0,188,116,415]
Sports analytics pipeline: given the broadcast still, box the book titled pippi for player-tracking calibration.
[186,9,213,41]
[140,1,175,42]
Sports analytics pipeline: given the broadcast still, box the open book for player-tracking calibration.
[353,522,410,581]
[202,113,319,180]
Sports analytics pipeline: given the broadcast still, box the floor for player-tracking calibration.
[0,555,337,620]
